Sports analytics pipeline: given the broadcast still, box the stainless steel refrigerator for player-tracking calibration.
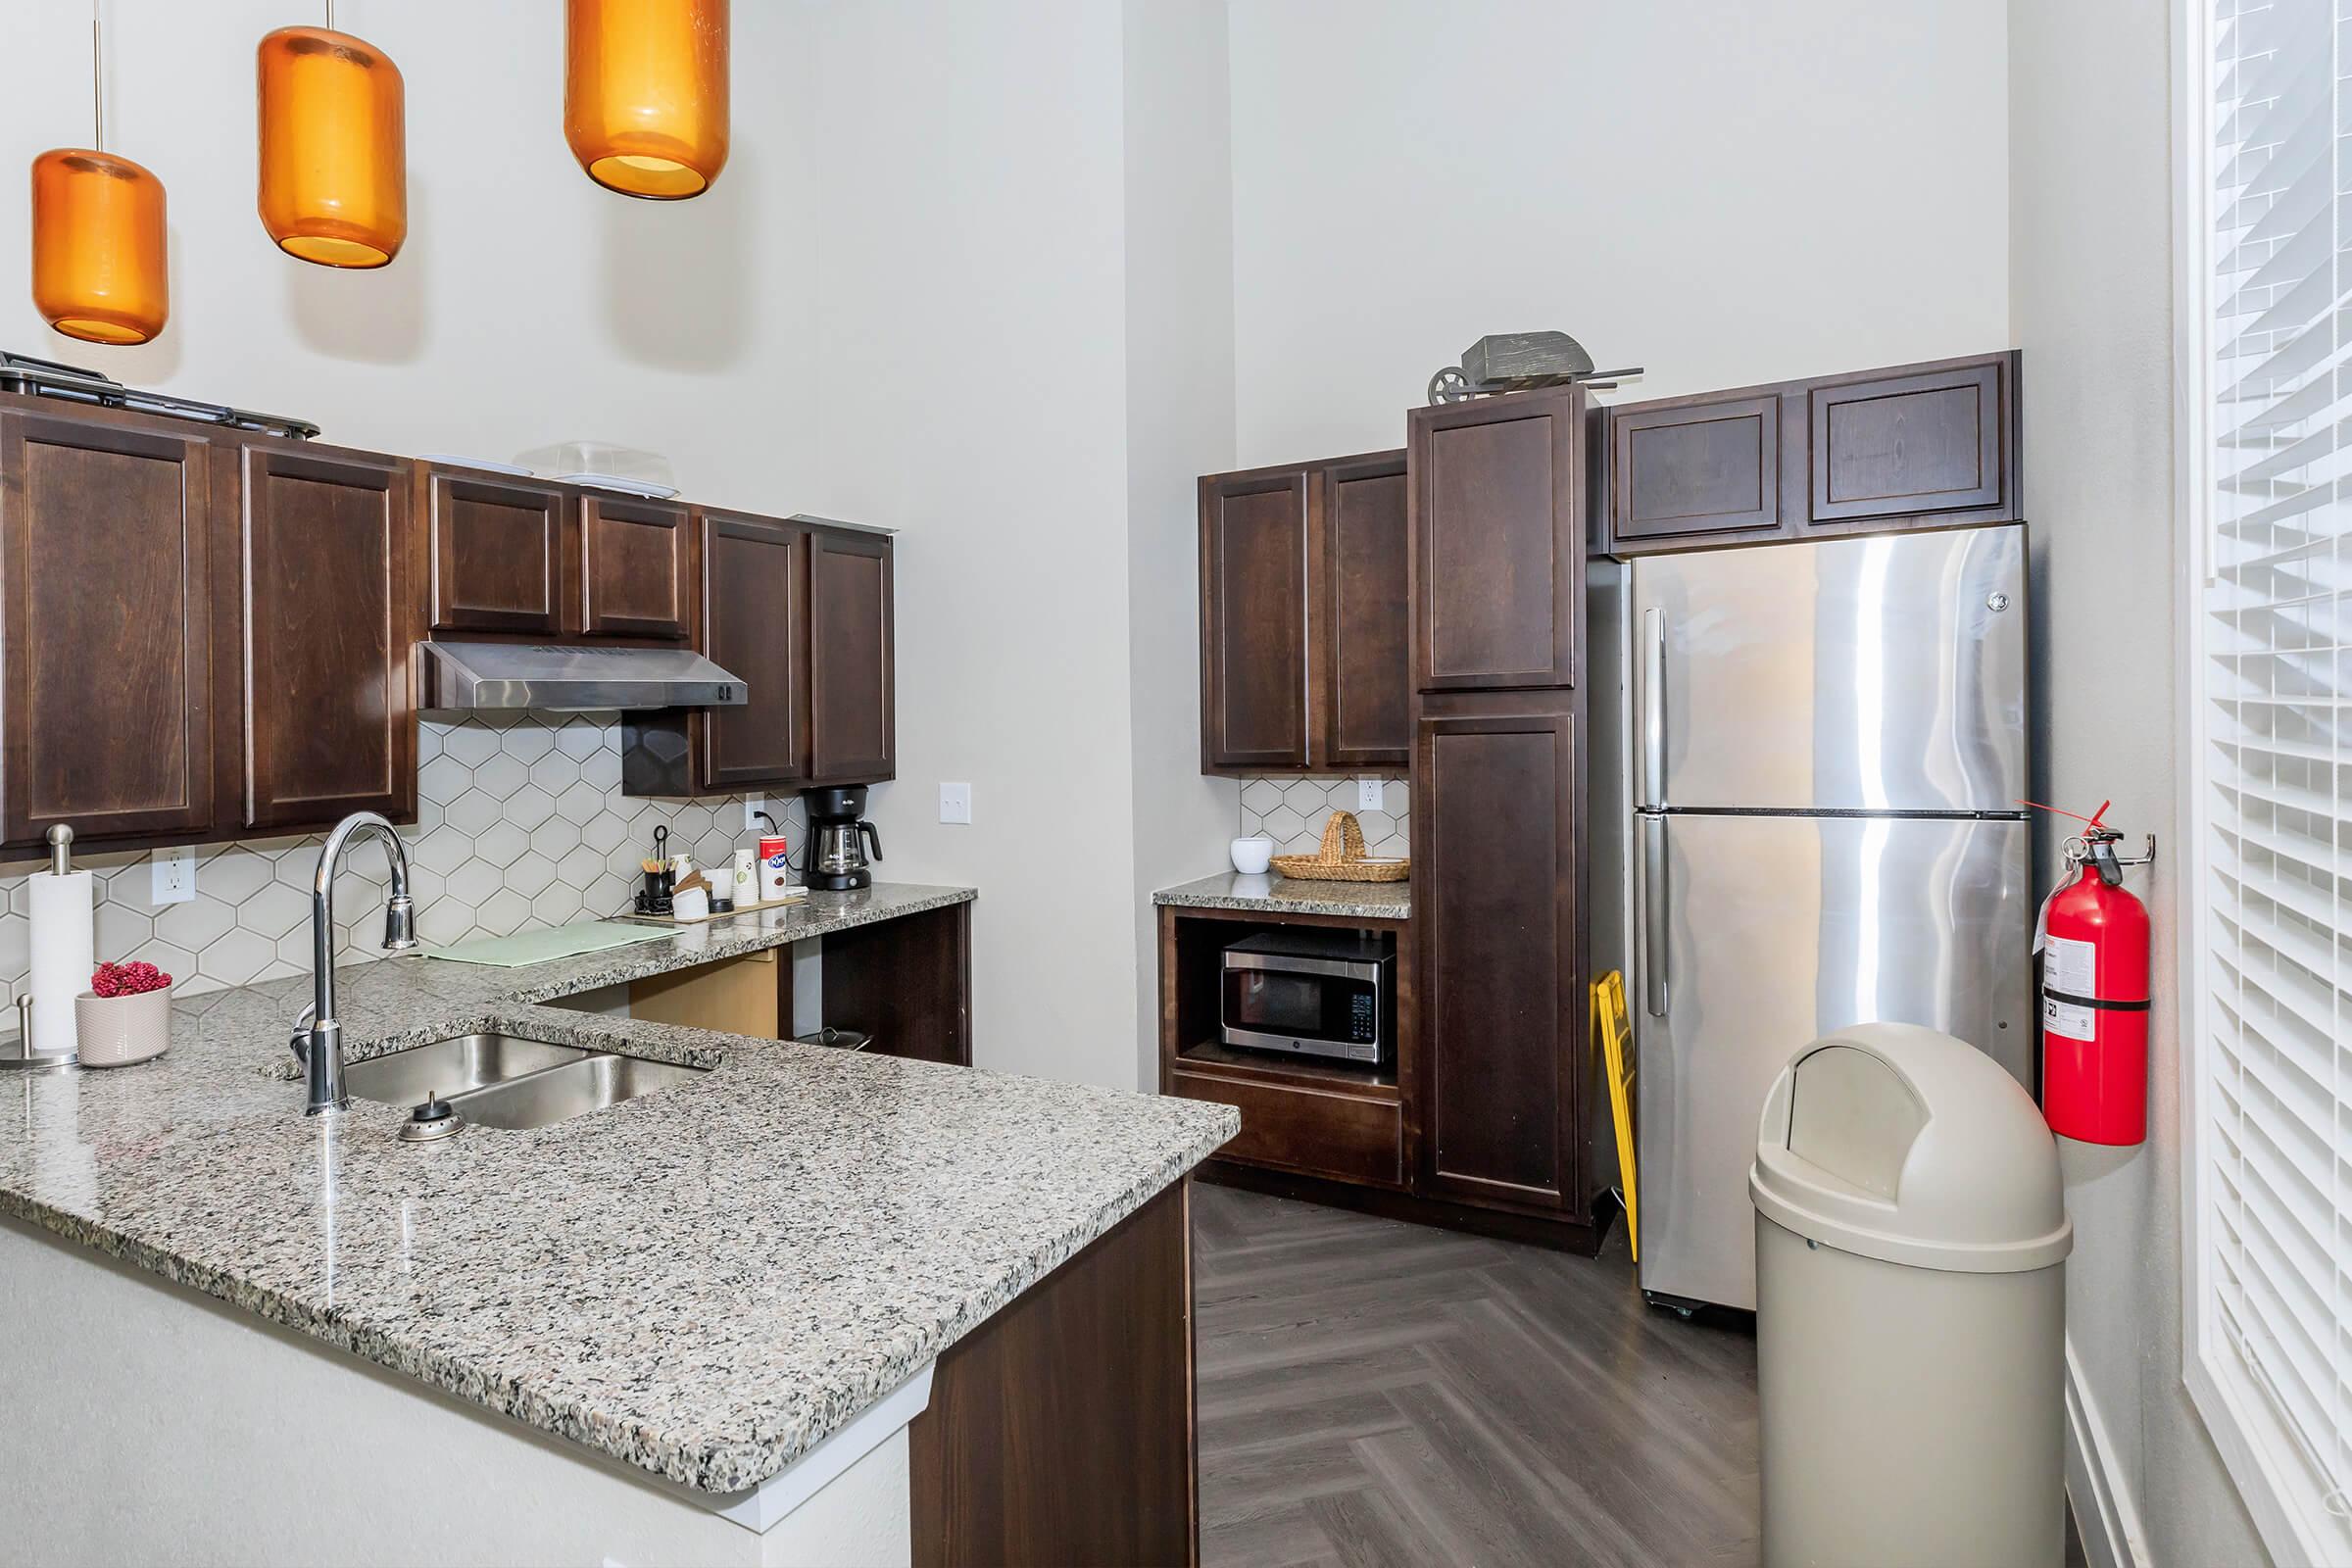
[1604,523,2034,1313]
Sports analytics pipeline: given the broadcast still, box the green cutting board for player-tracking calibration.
[422,920,672,968]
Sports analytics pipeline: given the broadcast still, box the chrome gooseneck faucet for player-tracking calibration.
[290,811,419,1116]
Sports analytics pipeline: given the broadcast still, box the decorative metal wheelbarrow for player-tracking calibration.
[1427,331,1643,405]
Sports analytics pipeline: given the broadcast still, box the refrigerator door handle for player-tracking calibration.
[1642,608,1667,808]
[1642,814,1669,1017]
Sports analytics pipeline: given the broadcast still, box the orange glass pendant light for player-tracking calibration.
[565,0,730,200]
[31,9,169,345]
[257,8,406,268]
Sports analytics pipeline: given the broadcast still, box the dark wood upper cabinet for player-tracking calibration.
[1200,466,1309,770]
[1410,385,1585,692]
[1601,351,2020,556]
[1316,453,1410,768]
[1809,357,2010,524]
[1416,700,1583,1212]
[808,527,895,784]
[580,494,692,640]
[1610,393,1785,546]
[424,466,571,636]
[0,411,220,847]
[234,445,416,830]
[624,516,893,798]
[1198,451,1408,776]
[699,511,808,790]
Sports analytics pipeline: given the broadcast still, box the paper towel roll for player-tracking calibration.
[28,869,95,1057]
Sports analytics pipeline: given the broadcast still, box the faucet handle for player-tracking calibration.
[288,1002,317,1066]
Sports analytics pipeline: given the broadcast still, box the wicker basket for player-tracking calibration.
[1270,810,1410,883]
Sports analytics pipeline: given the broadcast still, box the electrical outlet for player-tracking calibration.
[151,846,195,905]
[1356,776,1385,813]
[742,797,767,830]
[939,782,972,824]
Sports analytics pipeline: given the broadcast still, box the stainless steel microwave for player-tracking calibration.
[1219,930,1395,1066]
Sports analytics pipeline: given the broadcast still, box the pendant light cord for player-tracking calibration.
[90,0,103,152]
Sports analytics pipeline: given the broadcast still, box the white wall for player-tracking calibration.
[2007,1,2266,1564]
[1122,0,1241,1088]
[1225,0,2013,464]
[786,1,1145,1087]
[0,0,818,512]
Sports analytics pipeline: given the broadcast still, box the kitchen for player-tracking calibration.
[0,4,2337,1568]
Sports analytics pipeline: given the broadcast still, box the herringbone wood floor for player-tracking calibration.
[1192,1182,1760,1568]
[1192,1184,2087,1568]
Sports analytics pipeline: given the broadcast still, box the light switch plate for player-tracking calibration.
[151,846,195,905]
[1355,776,1385,813]
[939,782,972,824]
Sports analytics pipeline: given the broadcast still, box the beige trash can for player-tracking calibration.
[1748,1022,2073,1568]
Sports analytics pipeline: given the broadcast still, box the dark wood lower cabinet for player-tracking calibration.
[1415,699,1586,1215]
[814,901,971,1065]
[910,1180,1197,1568]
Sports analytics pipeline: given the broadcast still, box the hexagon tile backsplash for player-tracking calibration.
[1239,776,1409,858]
[0,713,808,1005]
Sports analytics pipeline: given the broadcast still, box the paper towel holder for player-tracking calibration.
[0,993,75,1073]
[7,824,84,1071]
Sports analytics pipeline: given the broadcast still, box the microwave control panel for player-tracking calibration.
[1348,992,1377,1043]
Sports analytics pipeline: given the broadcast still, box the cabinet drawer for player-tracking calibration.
[1170,1069,1404,1189]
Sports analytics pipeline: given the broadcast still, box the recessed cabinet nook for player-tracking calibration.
[0,390,896,855]
[1176,349,2023,1253]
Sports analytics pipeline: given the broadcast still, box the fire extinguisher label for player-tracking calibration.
[2044,935,2098,1040]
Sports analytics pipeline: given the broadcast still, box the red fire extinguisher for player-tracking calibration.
[2029,801,2152,1146]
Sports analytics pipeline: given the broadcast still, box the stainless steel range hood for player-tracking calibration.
[419,642,747,712]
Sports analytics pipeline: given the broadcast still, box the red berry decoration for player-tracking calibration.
[90,959,172,999]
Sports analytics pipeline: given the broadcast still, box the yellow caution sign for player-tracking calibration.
[1593,970,1639,1261]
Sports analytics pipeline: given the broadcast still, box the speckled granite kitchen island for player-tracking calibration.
[0,882,1236,1567]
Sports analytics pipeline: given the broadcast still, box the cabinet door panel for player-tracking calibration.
[1411,386,1584,691]
[581,495,692,639]
[1611,395,1785,543]
[0,414,217,845]
[1417,707,1579,1210]
[1809,359,2010,523]
[426,468,568,635]
[700,512,808,790]
[239,446,416,828]
[1200,470,1309,769]
[1319,455,1409,767]
[808,529,895,783]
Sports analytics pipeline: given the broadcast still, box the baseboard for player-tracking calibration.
[2065,1338,2150,1568]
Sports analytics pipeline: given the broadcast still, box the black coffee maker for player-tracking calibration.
[803,785,882,891]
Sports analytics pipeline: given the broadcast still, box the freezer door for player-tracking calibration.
[1633,810,2032,1310]
[1633,526,2026,812]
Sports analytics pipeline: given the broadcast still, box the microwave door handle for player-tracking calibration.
[1642,815,1669,1018]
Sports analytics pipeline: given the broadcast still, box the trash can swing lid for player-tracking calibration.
[1746,1022,2074,1275]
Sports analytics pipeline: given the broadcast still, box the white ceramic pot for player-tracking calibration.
[74,986,172,1068]
[1230,836,1275,875]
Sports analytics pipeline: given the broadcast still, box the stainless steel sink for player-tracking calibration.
[448,1053,707,1130]
[345,1033,589,1105]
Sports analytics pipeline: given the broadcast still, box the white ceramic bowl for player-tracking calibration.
[74,986,172,1068]
[1230,836,1275,875]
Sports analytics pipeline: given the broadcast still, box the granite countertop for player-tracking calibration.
[0,882,1238,1497]
[1154,869,1411,921]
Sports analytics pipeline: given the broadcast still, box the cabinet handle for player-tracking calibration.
[1642,608,1667,808]
[1642,815,1669,1018]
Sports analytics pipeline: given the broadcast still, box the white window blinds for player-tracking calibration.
[2192,0,2352,1555]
